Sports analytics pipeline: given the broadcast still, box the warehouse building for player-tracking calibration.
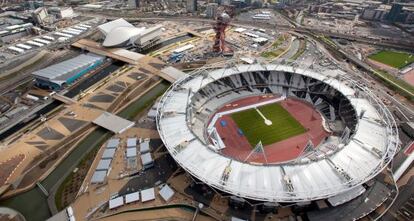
[32,53,105,90]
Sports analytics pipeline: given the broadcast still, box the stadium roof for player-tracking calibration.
[156,63,399,202]
[32,53,104,86]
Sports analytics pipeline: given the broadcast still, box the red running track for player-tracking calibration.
[213,95,330,164]
[404,141,414,155]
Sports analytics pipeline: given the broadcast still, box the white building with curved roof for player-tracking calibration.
[98,18,162,49]
[103,26,146,47]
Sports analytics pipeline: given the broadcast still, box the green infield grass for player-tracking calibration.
[231,103,306,147]
[369,50,414,69]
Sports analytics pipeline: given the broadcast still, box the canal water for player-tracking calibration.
[0,31,190,220]
[0,82,170,221]
[0,33,192,142]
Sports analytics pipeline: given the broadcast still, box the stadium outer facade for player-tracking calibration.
[156,61,399,204]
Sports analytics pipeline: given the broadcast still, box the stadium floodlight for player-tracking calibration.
[244,141,268,164]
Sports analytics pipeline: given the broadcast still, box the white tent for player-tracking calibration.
[126,148,137,158]
[125,191,140,204]
[107,138,120,149]
[91,170,107,184]
[141,188,155,202]
[140,140,150,153]
[159,184,175,202]
[102,149,116,159]
[127,138,137,148]
[109,196,124,209]
[96,159,111,171]
[141,152,154,169]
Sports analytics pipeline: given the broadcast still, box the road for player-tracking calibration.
[104,12,414,119]
[0,50,76,95]
[79,12,414,51]
[308,34,414,119]
[277,12,414,120]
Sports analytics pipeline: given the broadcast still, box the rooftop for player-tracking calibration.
[32,53,104,85]
[92,112,135,134]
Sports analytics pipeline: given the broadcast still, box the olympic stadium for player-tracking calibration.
[156,62,399,205]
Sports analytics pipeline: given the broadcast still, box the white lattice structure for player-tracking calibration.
[156,61,399,202]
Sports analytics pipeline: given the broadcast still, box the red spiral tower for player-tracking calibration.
[212,11,233,56]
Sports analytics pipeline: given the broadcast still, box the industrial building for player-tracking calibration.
[32,53,105,90]
[98,18,162,50]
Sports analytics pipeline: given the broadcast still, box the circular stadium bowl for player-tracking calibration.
[156,62,399,203]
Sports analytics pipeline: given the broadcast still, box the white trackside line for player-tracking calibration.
[254,107,272,126]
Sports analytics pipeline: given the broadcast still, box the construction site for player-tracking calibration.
[0,1,413,221]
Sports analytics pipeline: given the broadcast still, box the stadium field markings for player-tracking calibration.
[231,103,306,147]
[254,107,273,125]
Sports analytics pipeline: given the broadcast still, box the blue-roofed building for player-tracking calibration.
[32,53,105,90]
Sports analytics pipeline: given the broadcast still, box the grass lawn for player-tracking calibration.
[289,40,307,61]
[261,48,286,59]
[231,103,306,147]
[369,50,414,69]
[261,35,288,59]
[271,35,286,48]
